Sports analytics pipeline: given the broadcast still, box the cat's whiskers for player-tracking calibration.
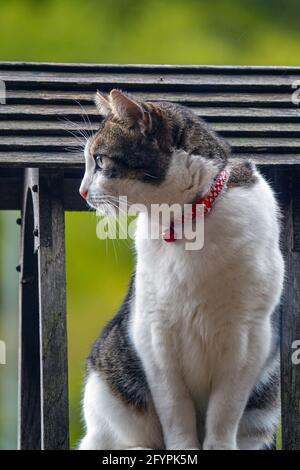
[59,104,96,159]
[64,146,86,156]
[106,200,130,242]
[106,199,134,249]
[92,194,131,211]
[91,195,132,248]
[59,116,91,143]
[105,202,119,262]
[63,127,88,147]
[73,99,95,138]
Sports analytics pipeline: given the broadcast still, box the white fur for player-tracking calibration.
[79,149,284,450]
[79,371,162,450]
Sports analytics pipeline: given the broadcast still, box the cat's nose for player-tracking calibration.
[79,188,88,199]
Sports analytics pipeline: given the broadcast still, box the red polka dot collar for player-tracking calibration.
[163,167,231,243]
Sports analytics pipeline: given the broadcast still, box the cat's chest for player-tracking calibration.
[136,242,224,352]
[136,240,225,322]
[133,238,242,411]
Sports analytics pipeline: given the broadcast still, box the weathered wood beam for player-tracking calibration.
[18,181,41,449]
[18,168,69,450]
[276,168,300,450]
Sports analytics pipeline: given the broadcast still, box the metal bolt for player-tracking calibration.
[16,218,22,226]
[21,277,33,285]
[32,184,38,193]
[16,265,21,272]
[33,228,39,237]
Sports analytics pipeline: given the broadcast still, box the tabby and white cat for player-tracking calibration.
[78,89,284,450]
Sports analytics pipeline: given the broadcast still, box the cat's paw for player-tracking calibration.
[126,447,153,450]
[203,439,237,450]
[166,441,200,450]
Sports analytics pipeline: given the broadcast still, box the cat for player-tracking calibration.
[78,89,284,450]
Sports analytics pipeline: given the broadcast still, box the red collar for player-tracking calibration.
[162,167,230,243]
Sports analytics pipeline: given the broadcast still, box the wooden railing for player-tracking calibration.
[0,62,299,449]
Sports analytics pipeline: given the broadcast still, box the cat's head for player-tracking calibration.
[79,89,228,211]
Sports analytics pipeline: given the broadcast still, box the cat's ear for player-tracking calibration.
[109,89,151,133]
[94,91,112,116]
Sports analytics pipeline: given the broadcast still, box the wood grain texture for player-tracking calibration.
[18,168,69,449]
[2,62,300,72]
[18,178,41,449]
[34,168,69,449]
[0,173,22,209]
[0,172,86,211]
[2,121,300,138]
[292,177,300,252]
[1,135,300,154]
[1,152,300,169]
[0,62,300,168]
[5,90,298,107]
[1,104,300,119]
[1,70,300,91]
[278,169,300,450]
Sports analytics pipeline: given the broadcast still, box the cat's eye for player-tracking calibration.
[95,155,104,170]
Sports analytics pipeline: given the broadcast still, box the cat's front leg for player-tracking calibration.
[203,321,271,450]
[132,321,199,450]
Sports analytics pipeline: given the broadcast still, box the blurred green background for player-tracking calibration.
[0,0,299,450]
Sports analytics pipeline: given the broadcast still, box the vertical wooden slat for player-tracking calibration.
[279,168,300,450]
[18,181,41,449]
[36,169,69,450]
[18,168,69,450]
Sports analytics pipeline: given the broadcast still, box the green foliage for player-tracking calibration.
[66,213,134,446]
[0,0,299,65]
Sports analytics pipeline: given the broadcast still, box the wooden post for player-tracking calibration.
[278,168,300,450]
[18,182,41,450]
[18,168,69,450]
